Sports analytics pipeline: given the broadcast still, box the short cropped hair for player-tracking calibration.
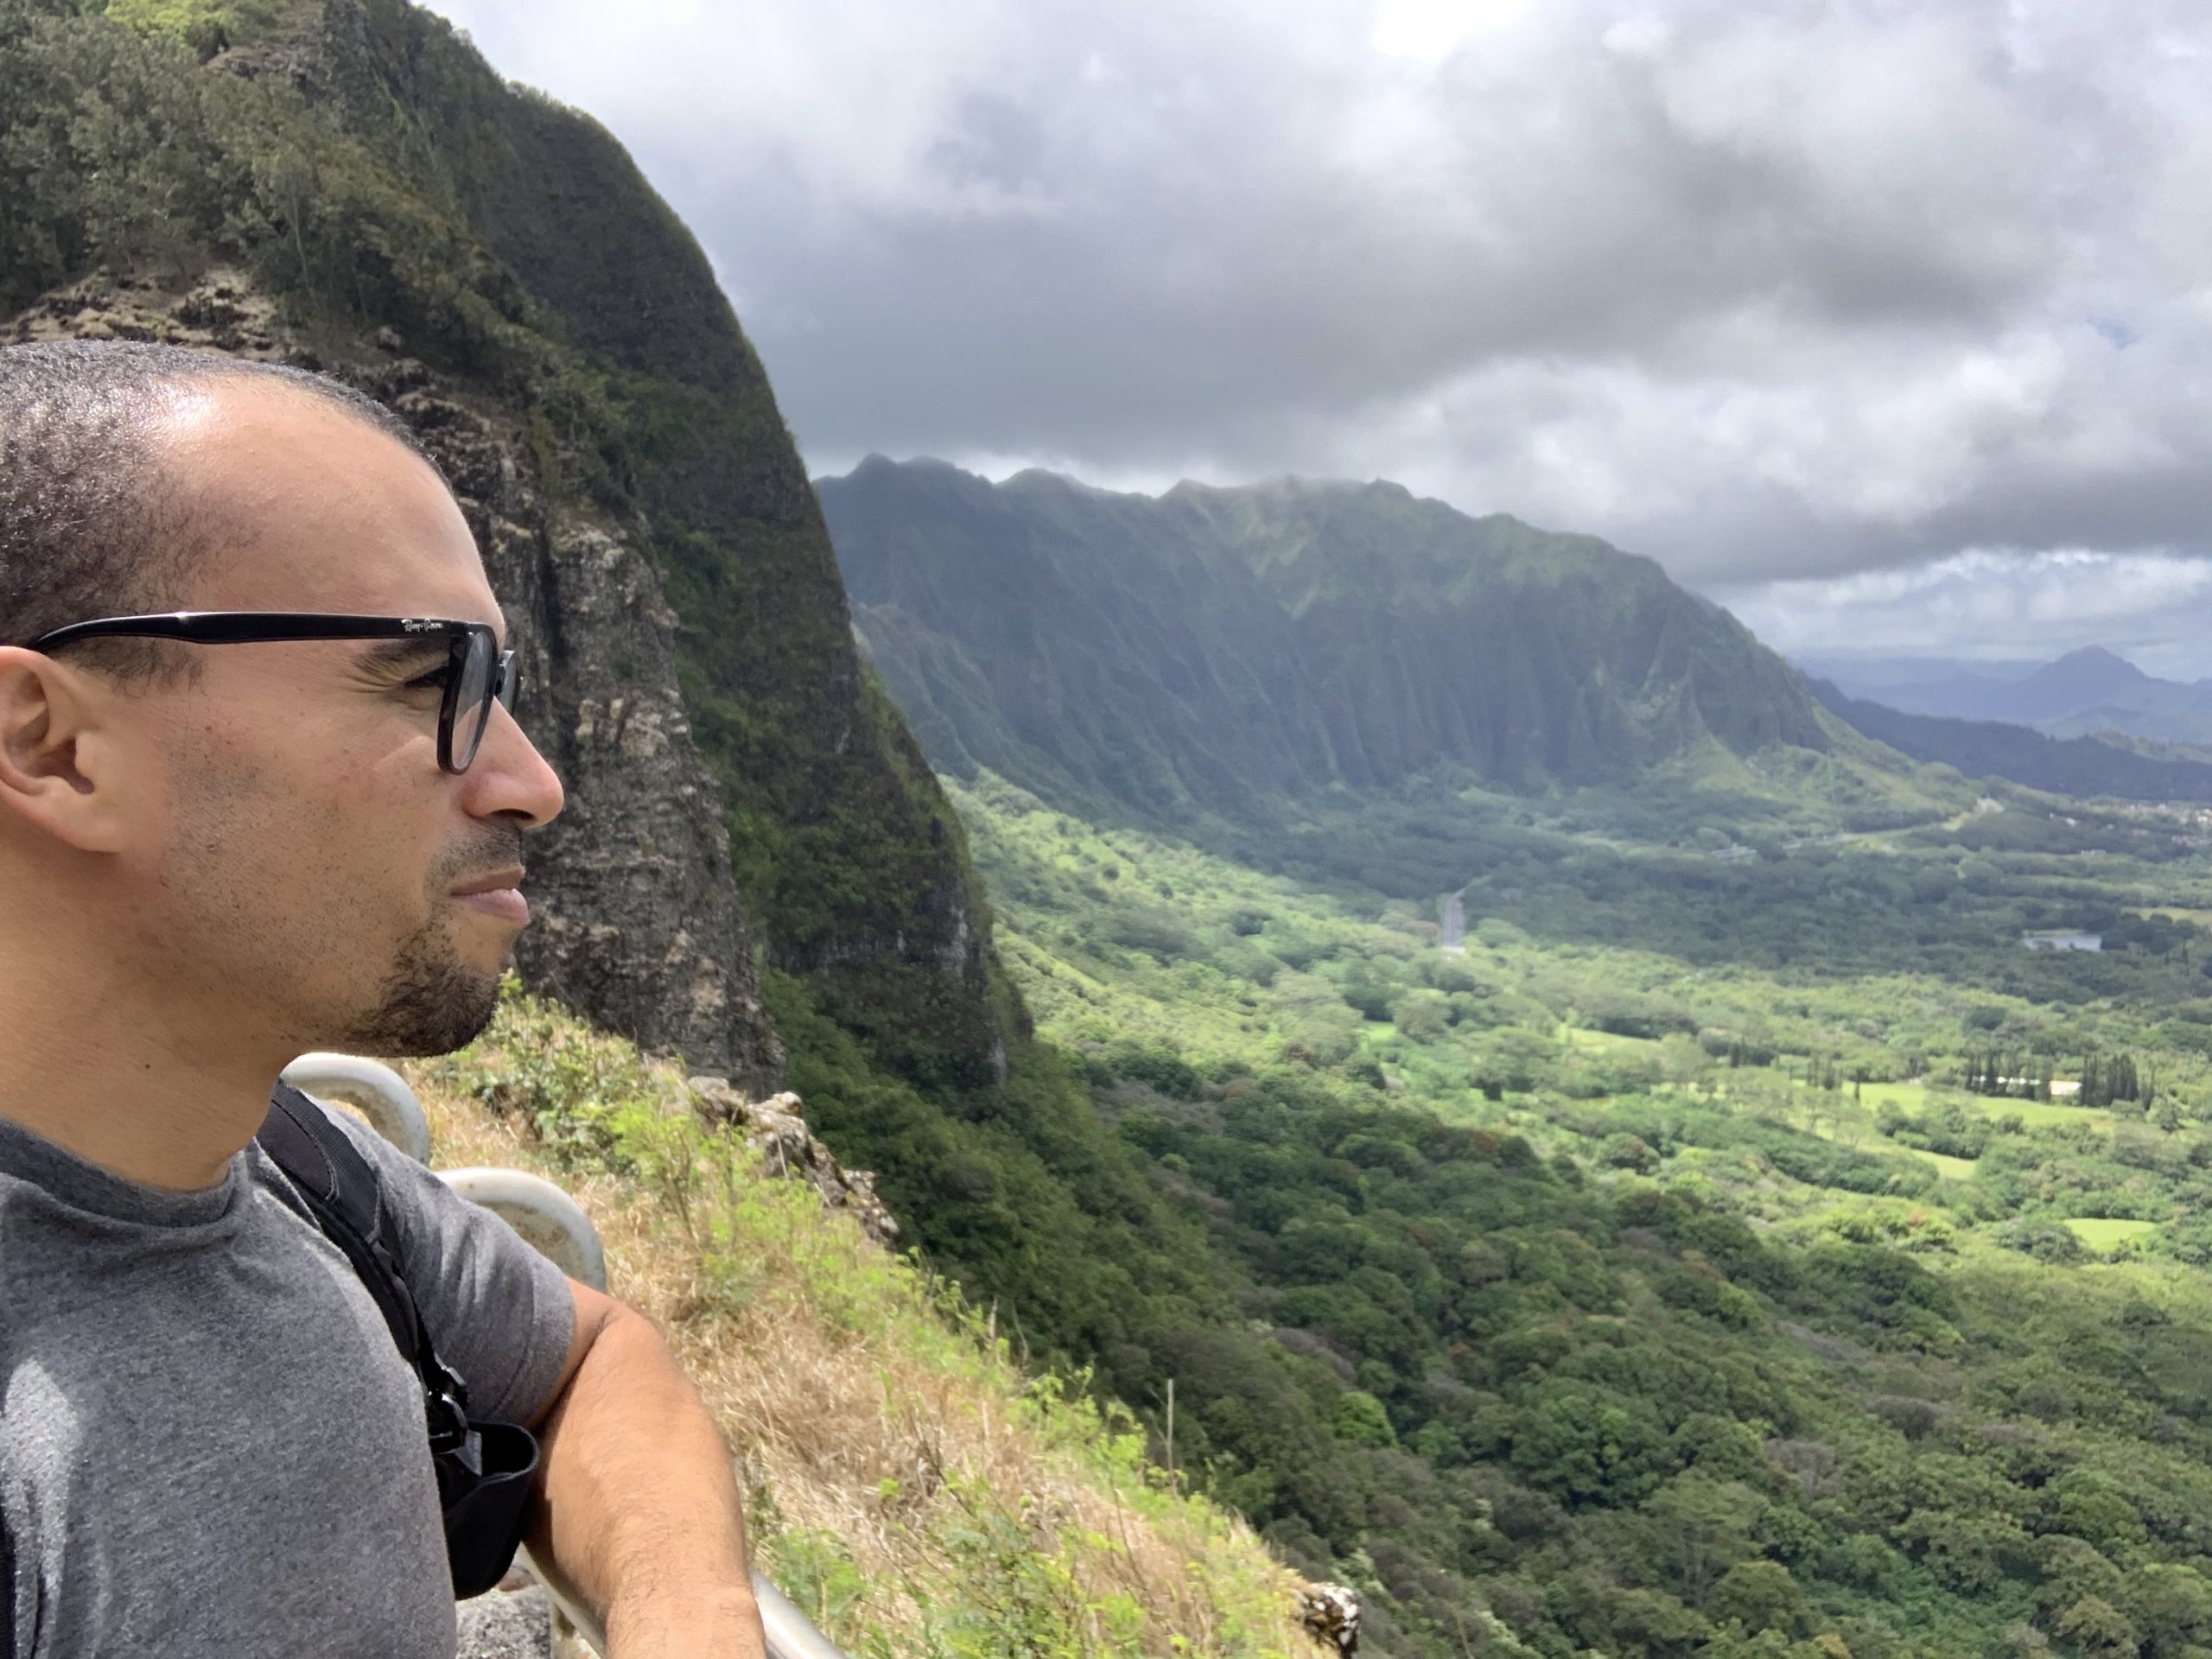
[0,340,432,683]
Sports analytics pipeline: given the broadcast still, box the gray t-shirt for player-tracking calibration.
[0,1099,575,1657]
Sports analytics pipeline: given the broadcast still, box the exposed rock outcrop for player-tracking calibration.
[9,268,285,357]
[685,1077,899,1248]
[1297,1584,1361,1657]
[454,1582,554,1659]
[309,0,1016,1090]
[362,360,786,1097]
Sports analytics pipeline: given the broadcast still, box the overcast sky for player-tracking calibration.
[432,0,2212,676]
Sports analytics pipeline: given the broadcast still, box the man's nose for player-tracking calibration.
[461,701,564,829]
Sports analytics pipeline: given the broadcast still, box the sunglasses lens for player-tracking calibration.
[452,632,495,771]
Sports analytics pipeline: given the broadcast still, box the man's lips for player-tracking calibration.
[452,868,530,927]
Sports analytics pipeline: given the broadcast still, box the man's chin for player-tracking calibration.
[338,944,505,1058]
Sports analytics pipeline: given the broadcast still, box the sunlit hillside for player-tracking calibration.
[940,767,2212,1658]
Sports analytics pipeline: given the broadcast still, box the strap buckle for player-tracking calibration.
[423,1354,474,1456]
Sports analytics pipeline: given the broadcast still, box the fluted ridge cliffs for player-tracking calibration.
[822,456,1832,827]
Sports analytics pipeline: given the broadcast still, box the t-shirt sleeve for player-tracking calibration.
[315,1103,578,1428]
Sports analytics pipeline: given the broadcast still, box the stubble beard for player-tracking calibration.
[336,904,506,1058]
[337,824,527,1058]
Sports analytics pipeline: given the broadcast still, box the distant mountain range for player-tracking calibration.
[820,457,1831,823]
[1802,680,2212,804]
[1807,646,2212,746]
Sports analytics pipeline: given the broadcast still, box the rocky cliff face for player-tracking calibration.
[0,0,1013,1093]
[310,0,1011,1086]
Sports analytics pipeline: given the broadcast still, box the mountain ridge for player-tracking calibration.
[1814,643,2212,747]
[823,454,1832,828]
[1804,677,2212,804]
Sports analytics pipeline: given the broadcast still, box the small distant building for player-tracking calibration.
[2022,931,2103,952]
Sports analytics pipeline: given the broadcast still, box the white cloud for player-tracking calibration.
[429,0,2212,659]
[1370,0,1535,63]
[1713,550,2212,680]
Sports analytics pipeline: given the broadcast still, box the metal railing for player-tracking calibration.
[283,1052,434,1162]
[530,1556,849,1659]
[289,1055,849,1659]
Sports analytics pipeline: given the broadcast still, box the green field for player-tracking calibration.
[2063,1217,2161,1249]
[1854,1080,1929,1111]
[1915,1149,1980,1179]
[1561,1025,1661,1054]
[1985,1096,2117,1130]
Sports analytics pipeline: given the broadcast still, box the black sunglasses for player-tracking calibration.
[22,612,518,775]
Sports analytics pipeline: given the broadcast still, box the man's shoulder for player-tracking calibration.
[264,1096,582,1429]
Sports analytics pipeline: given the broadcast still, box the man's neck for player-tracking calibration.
[0,955,286,1192]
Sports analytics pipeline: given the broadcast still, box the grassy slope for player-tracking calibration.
[411,988,1320,1659]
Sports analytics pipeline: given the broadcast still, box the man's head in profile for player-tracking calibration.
[0,342,564,1171]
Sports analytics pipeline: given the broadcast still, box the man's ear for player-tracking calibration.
[0,647,137,854]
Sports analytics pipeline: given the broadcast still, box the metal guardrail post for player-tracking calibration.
[282,1052,432,1163]
[749,1571,853,1659]
[293,1053,853,1659]
[437,1166,609,1293]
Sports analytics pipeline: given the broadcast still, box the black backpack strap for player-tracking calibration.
[256,1084,542,1598]
[256,1084,473,1453]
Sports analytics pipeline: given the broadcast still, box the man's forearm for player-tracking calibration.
[526,1305,766,1656]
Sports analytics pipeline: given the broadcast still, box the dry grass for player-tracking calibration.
[404,997,1323,1659]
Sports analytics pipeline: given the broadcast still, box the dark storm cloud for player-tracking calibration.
[432,0,2212,631]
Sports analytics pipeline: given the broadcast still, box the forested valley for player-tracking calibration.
[872,768,2212,1659]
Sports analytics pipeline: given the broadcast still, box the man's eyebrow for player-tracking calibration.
[357,637,454,676]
